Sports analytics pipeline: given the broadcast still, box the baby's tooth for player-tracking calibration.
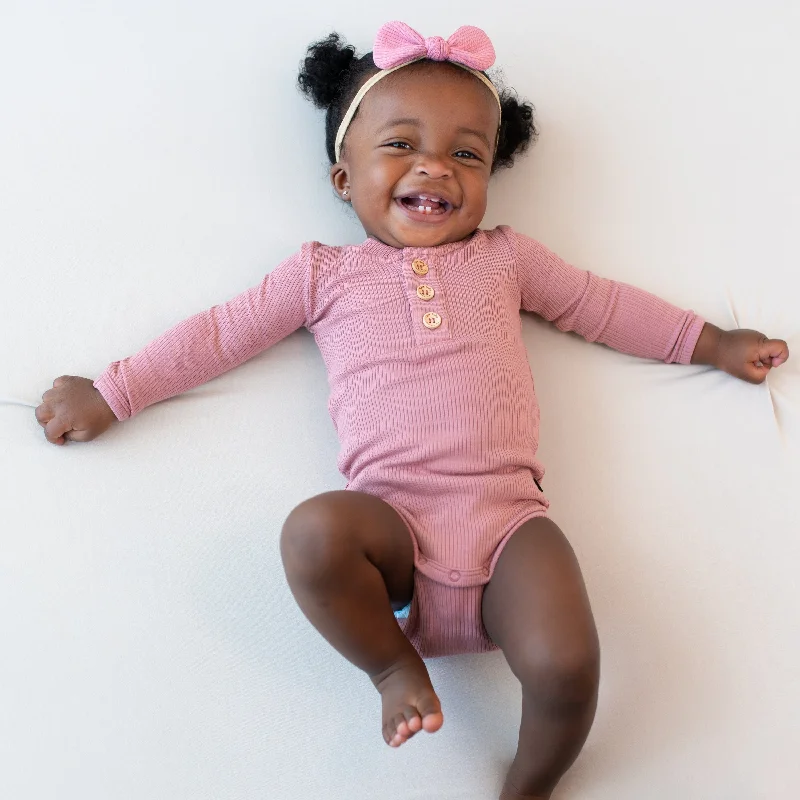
[425,206,432,213]
[418,205,424,212]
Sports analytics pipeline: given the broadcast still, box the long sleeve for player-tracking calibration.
[94,244,313,420]
[509,228,704,364]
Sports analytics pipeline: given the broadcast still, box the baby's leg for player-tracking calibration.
[280,490,442,747]
[482,517,600,800]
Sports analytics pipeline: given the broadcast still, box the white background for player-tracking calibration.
[1,2,798,798]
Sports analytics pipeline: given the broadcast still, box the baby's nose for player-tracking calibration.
[413,153,452,179]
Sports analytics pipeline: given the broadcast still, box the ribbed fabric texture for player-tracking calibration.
[95,226,705,657]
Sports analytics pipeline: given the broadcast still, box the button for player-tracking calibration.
[422,312,442,329]
[416,285,435,301]
[411,258,429,276]
[449,570,461,582]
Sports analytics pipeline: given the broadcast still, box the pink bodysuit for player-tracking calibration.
[94,226,704,658]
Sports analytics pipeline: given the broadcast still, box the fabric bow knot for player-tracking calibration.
[373,21,496,72]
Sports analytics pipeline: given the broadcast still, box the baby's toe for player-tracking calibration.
[402,706,423,733]
[418,695,444,733]
[386,714,411,747]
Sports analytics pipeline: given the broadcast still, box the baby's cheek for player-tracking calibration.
[467,197,489,226]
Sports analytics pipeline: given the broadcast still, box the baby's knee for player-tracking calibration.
[280,491,356,576]
[515,640,600,711]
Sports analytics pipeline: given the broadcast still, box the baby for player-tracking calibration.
[35,21,789,800]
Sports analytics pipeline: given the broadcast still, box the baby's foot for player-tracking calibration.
[371,658,443,747]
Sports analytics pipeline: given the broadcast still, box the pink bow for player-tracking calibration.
[373,21,496,72]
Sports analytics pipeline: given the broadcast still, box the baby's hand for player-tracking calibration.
[35,376,117,445]
[693,324,790,384]
[717,329,789,384]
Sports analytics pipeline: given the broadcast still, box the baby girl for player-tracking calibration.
[35,21,789,800]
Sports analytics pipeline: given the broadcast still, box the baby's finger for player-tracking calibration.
[758,338,790,368]
[35,403,53,426]
[65,426,94,443]
[743,361,770,385]
[44,416,70,445]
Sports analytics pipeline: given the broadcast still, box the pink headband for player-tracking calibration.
[334,21,502,161]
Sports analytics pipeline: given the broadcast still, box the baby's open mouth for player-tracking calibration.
[398,194,452,215]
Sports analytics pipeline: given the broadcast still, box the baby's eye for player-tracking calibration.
[385,141,412,150]
[454,150,479,160]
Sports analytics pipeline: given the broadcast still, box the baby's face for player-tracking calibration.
[332,62,500,249]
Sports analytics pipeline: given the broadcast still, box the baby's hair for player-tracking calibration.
[298,32,537,173]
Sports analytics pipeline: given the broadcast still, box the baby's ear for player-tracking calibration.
[330,164,351,201]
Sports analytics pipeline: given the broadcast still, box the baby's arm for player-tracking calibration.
[36,247,311,445]
[510,230,789,382]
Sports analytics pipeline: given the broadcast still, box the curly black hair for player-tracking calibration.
[298,32,537,173]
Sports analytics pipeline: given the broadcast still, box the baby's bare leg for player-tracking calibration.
[482,517,600,799]
[280,490,442,747]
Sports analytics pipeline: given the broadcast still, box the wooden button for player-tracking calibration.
[422,312,442,329]
[411,258,429,276]
[416,284,435,300]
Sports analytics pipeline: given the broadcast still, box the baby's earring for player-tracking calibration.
[342,189,349,199]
